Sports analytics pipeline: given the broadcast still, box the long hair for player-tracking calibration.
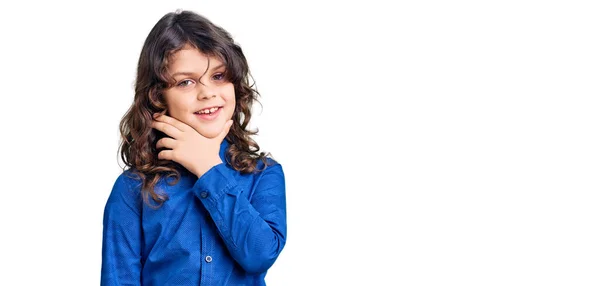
[118,10,269,207]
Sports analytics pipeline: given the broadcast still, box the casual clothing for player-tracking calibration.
[101,140,286,285]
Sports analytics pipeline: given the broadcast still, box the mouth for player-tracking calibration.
[194,106,223,120]
[194,106,222,115]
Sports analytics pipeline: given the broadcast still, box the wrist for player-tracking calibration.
[192,158,223,178]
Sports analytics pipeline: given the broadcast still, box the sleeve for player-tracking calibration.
[101,174,143,286]
[192,161,287,274]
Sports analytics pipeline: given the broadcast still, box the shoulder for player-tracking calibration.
[260,157,282,170]
[253,157,285,188]
[111,169,143,193]
[252,157,284,177]
[105,169,143,215]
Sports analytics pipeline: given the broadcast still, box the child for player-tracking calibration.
[101,10,286,285]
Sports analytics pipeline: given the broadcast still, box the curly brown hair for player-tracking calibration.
[118,10,269,207]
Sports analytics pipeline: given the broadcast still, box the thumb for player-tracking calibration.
[217,120,234,141]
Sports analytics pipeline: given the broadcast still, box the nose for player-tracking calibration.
[196,81,217,100]
[198,93,216,100]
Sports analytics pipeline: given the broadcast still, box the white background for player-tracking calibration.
[0,0,599,285]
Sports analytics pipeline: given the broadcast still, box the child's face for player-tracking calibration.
[162,45,236,139]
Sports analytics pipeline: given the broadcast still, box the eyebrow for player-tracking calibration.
[171,63,225,78]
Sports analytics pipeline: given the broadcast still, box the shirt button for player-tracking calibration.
[205,255,213,263]
[200,191,208,199]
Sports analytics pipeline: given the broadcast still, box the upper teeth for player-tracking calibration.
[198,107,219,114]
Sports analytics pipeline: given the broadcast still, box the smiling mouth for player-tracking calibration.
[194,106,222,115]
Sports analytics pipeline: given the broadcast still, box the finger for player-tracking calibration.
[153,113,189,132]
[152,121,183,139]
[157,149,174,161]
[216,120,234,142]
[156,137,177,149]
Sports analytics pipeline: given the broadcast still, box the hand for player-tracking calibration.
[151,114,233,178]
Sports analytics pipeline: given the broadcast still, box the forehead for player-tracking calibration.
[168,46,224,73]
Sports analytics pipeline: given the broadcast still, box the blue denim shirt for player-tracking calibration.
[101,140,286,285]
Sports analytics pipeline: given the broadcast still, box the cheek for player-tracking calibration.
[164,95,190,115]
[225,85,236,105]
[165,100,178,116]
[226,94,236,116]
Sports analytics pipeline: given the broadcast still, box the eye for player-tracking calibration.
[177,79,194,87]
[212,73,225,81]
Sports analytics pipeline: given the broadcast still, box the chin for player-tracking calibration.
[197,128,222,139]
